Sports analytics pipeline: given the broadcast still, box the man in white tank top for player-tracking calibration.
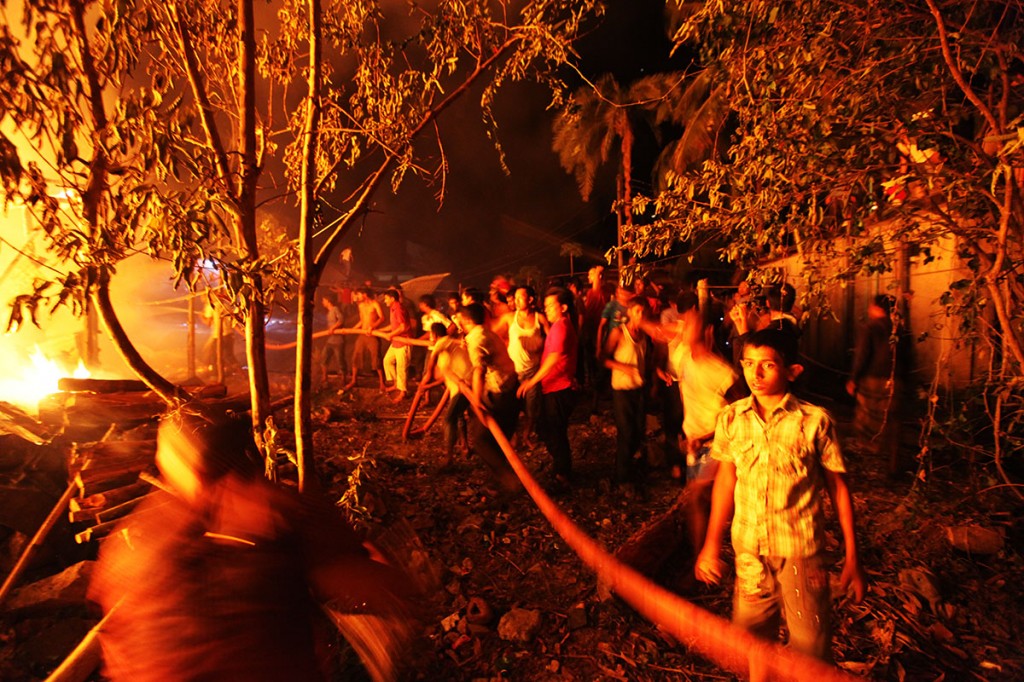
[495,286,548,445]
[603,299,649,489]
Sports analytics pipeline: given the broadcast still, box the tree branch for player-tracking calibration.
[167,4,238,215]
[924,0,1000,135]
[313,36,521,267]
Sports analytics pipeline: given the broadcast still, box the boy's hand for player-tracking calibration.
[694,546,726,585]
[516,380,534,399]
[839,559,867,602]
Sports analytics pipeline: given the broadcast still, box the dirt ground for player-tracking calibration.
[303,378,1024,681]
[2,373,1023,681]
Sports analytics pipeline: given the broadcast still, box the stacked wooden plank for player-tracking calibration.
[45,378,168,543]
[41,379,260,543]
[68,439,158,544]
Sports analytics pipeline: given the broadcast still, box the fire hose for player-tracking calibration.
[453,377,854,682]
[263,328,433,351]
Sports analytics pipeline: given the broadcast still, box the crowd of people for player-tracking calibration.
[90,264,910,680]
[316,264,911,666]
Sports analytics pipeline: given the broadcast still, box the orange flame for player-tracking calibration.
[0,346,90,413]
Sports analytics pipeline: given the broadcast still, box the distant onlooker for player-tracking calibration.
[494,285,548,447]
[417,295,452,338]
[578,266,609,390]
[846,294,911,475]
[654,290,686,480]
[459,302,521,494]
[603,298,650,489]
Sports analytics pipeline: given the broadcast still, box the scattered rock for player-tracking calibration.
[7,561,94,613]
[567,602,588,630]
[457,514,485,533]
[466,596,493,625]
[945,525,1004,554]
[441,612,461,632]
[927,622,956,643]
[497,607,542,642]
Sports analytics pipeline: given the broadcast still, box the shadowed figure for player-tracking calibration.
[89,404,417,682]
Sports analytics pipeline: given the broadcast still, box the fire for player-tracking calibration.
[0,345,90,413]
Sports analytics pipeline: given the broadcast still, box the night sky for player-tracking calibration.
[331,0,687,289]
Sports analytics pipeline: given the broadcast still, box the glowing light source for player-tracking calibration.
[0,345,90,413]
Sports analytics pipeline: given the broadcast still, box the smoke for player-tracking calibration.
[0,202,223,394]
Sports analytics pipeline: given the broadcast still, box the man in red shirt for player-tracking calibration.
[518,287,577,492]
[381,288,412,402]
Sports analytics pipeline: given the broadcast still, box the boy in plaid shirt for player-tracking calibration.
[695,329,866,662]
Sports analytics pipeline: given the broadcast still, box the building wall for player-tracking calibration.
[778,232,978,392]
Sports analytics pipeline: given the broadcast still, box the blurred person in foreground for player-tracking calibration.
[695,329,866,669]
[89,404,417,682]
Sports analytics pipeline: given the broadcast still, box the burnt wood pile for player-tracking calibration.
[2,376,261,552]
[38,379,229,544]
[68,439,158,544]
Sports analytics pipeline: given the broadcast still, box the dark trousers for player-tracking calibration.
[612,388,645,482]
[540,388,576,479]
[468,385,519,481]
[444,393,470,455]
[660,382,684,468]
[517,369,541,436]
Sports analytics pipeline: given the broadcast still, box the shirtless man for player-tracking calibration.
[345,288,386,391]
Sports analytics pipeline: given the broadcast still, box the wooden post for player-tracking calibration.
[615,171,625,277]
[187,293,197,380]
[401,382,429,440]
[84,304,100,368]
[696,279,709,313]
[214,304,224,384]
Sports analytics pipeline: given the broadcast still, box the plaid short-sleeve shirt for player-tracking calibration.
[711,394,845,560]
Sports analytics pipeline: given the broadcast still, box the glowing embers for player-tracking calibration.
[0,345,89,413]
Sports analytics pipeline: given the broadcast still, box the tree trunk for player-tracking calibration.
[237,0,272,440]
[618,120,634,277]
[93,273,180,404]
[295,0,324,492]
[69,0,175,401]
[615,171,624,276]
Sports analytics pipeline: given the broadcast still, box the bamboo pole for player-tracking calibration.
[0,479,78,606]
[43,600,120,682]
